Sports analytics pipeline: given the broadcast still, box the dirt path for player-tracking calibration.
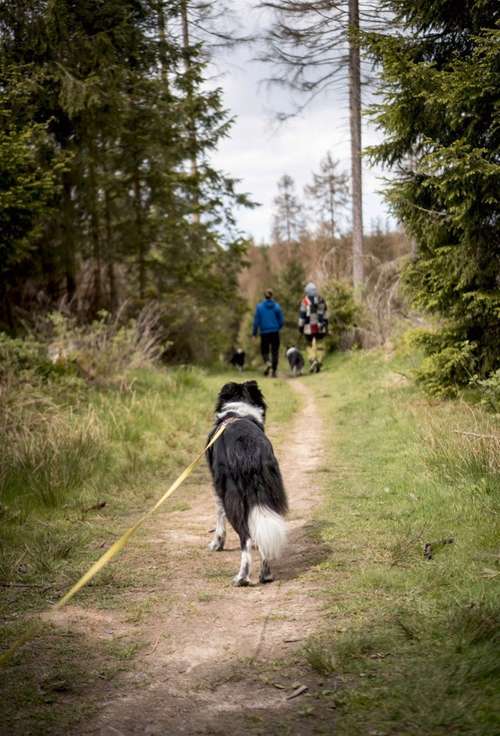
[63,379,333,735]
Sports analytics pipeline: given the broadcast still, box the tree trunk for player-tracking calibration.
[285,199,292,245]
[62,172,76,303]
[328,180,338,278]
[102,139,117,312]
[348,0,364,289]
[0,280,14,331]
[104,187,117,312]
[157,1,170,92]
[133,169,145,301]
[88,142,102,312]
[180,0,200,223]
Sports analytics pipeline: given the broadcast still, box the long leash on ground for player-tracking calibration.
[0,421,229,668]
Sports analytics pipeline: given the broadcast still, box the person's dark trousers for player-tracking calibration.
[260,331,280,373]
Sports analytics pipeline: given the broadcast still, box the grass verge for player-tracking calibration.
[306,351,499,736]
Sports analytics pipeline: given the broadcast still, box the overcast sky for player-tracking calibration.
[207,1,395,243]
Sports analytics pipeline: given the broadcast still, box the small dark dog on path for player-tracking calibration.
[206,380,288,586]
[229,349,245,372]
[286,346,304,377]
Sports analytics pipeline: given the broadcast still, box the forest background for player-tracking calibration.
[0,0,498,390]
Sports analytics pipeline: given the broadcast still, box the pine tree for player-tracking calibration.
[276,256,306,345]
[0,0,252,358]
[366,0,500,392]
[0,70,66,326]
[305,151,349,278]
[271,174,304,249]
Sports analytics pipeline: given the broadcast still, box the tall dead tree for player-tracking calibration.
[180,0,198,181]
[260,0,385,289]
[348,0,363,287]
[156,1,170,92]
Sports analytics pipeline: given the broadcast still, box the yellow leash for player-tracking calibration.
[0,421,228,667]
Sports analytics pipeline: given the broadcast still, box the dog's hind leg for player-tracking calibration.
[233,537,252,587]
[209,497,226,551]
[259,555,274,584]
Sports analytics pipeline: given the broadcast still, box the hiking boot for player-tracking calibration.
[264,363,272,376]
[271,370,277,378]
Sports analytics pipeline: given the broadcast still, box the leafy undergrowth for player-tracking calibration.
[0,355,297,735]
[306,351,500,735]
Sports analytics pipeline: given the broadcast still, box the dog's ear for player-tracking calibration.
[243,380,266,411]
[216,382,240,411]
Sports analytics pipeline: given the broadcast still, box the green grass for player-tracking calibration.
[0,367,296,583]
[306,351,500,735]
[0,364,297,734]
[9,349,496,733]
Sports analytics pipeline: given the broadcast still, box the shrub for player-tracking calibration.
[321,279,361,349]
[415,339,478,398]
[476,369,500,413]
[0,333,54,381]
[401,328,479,397]
[47,305,164,386]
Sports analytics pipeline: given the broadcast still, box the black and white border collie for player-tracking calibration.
[286,346,304,377]
[206,381,288,586]
[229,348,245,372]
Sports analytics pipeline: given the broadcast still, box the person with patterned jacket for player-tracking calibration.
[298,282,328,373]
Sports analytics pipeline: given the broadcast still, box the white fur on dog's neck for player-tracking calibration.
[286,347,298,357]
[217,401,264,425]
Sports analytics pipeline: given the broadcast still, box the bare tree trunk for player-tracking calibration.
[61,172,76,303]
[102,140,117,312]
[328,180,339,278]
[349,0,364,289]
[0,280,14,331]
[104,188,117,312]
[180,0,200,223]
[133,170,145,301]
[88,141,102,312]
[157,1,170,92]
[285,213,291,244]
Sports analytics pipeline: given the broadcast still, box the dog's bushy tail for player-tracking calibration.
[249,505,287,560]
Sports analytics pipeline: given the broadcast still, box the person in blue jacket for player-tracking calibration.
[252,288,284,377]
